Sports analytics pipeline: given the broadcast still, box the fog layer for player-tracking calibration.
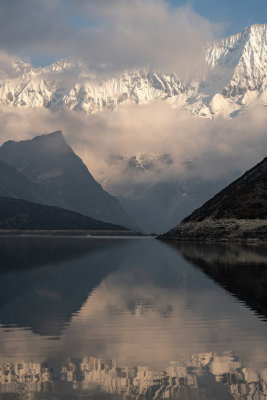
[0,104,266,194]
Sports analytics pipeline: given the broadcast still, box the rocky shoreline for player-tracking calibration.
[159,218,267,242]
[160,156,267,242]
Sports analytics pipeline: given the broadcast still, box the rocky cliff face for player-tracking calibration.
[0,24,265,118]
[161,157,267,241]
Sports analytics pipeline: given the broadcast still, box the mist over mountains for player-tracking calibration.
[0,24,266,233]
[162,157,267,240]
[0,131,135,229]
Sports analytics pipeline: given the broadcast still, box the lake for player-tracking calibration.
[0,236,267,399]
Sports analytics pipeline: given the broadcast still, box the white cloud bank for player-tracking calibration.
[0,103,266,196]
[0,0,220,75]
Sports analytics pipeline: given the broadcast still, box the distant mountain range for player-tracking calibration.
[118,178,228,233]
[161,157,267,241]
[0,24,266,118]
[0,131,136,230]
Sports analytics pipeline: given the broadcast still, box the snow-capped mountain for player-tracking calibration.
[0,24,266,118]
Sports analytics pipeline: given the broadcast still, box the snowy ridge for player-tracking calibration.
[0,24,266,118]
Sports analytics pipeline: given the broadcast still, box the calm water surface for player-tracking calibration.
[0,236,267,399]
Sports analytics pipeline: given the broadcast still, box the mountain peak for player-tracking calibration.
[0,131,71,167]
[248,23,266,32]
[230,22,266,43]
[0,132,136,229]
[34,130,64,140]
[244,22,267,45]
[30,130,71,153]
[47,130,63,137]
[0,23,265,118]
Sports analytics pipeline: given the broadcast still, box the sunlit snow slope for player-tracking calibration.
[0,24,266,118]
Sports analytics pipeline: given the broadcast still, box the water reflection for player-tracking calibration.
[0,353,266,399]
[0,236,128,336]
[0,237,266,399]
[175,242,267,319]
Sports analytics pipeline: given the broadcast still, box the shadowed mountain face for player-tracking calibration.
[0,131,135,228]
[0,159,57,205]
[183,157,267,222]
[0,197,127,231]
[162,157,267,241]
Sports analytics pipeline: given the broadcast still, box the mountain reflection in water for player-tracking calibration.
[175,242,267,319]
[0,237,266,399]
[1,352,266,400]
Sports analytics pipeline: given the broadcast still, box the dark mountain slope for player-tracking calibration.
[161,157,267,241]
[0,197,127,231]
[0,159,57,205]
[183,157,267,222]
[0,131,135,228]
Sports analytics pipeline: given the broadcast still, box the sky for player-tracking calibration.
[170,0,267,37]
[0,0,265,68]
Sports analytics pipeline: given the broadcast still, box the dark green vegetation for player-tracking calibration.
[161,157,267,241]
[0,131,135,229]
[0,197,127,231]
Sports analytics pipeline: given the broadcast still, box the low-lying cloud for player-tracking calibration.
[0,103,266,197]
